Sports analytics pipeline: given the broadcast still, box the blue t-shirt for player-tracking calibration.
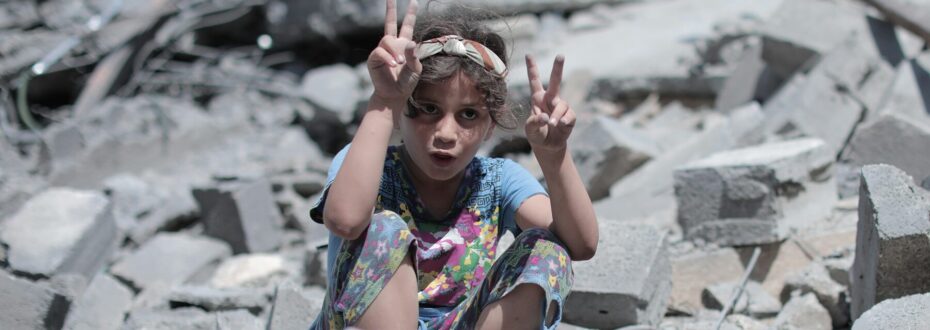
[310,144,547,306]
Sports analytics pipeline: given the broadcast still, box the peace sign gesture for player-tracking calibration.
[368,0,422,104]
[525,54,576,152]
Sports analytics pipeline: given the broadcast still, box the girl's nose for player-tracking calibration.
[434,115,457,145]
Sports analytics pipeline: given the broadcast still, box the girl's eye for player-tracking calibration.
[460,109,479,120]
[420,104,439,115]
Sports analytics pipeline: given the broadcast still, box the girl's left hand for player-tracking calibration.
[524,54,575,153]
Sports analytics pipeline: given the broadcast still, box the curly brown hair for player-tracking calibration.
[405,6,517,129]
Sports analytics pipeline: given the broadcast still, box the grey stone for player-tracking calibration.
[850,164,930,320]
[123,307,216,330]
[702,280,781,318]
[0,188,117,279]
[63,273,133,330]
[772,293,832,330]
[268,281,325,330]
[208,253,294,289]
[782,262,850,327]
[304,245,328,288]
[0,140,46,221]
[715,40,782,112]
[569,115,659,201]
[674,138,836,246]
[852,292,930,330]
[110,233,232,291]
[822,254,854,287]
[103,174,162,221]
[126,177,199,245]
[594,102,765,221]
[216,309,264,330]
[167,285,269,314]
[875,52,930,123]
[300,64,362,123]
[564,222,670,328]
[193,179,285,254]
[843,112,930,190]
[0,271,71,330]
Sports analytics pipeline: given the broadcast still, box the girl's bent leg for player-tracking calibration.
[313,211,418,329]
[459,228,574,330]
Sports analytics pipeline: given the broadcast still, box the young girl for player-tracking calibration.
[308,1,599,328]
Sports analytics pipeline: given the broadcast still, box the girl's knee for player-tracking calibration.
[513,228,573,263]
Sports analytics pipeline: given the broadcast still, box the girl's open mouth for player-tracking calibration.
[430,153,456,167]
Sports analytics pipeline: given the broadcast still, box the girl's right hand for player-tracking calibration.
[368,0,422,105]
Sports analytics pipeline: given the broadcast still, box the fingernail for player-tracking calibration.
[549,118,558,125]
[391,60,398,66]
[561,119,571,125]
[397,55,405,64]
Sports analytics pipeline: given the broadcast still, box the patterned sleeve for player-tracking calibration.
[499,159,548,235]
[308,144,351,224]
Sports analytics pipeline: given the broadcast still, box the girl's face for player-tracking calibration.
[400,70,495,183]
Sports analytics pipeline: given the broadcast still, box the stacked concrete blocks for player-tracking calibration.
[674,138,836,246]
[850,164,930,320]
[564,221,671,329]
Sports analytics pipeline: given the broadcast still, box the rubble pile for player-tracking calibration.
[1,0,929,329]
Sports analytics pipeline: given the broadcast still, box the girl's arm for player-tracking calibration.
[516,55,598,261]
[322,0,421,240]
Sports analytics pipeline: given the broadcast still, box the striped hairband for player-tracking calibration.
[415,35,508,78]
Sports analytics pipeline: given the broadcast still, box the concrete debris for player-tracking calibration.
[674,138,836,246]
[216,309,265,330]
[0,271,71,330]
[166,285,270,314]
[0,188,117,279]
[781,262,851,327]
[300,64,363,123]
[851,292,930,330]
[193,179,285,254]
[850,164,930,320]
[564,222,670,328]
[208,253,294,289]
[843,112,930,189]
[570,115,659,200]
[267,280,325,330]
[110,233,232,291]
[772,292,832,330]
[62,273,133,330]
[702,280,781,318]
[123,307,217,330]
[874,52,930,123]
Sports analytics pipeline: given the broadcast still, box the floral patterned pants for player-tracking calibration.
[310,211,573,330]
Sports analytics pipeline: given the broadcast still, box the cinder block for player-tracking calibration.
[850,164,930,320]
[0,271,71,329]
[844,113,930,189]
[570,115,659,201]
[110,233,231,291]
[674,138,836,246]
[194,179,285,254]
[0,188,117,279]
[564,222,671,328]
[852,292,930,330]
[63,273,133,330]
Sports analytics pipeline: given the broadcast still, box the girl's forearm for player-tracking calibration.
[323,97,401,239]
[534,148,599,260]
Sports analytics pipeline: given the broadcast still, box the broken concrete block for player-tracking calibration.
[268,281,325,330]
[300,63,361,123]
[852,292,930,330]
[875,52,930,123]
[564,222,670,328]
[569,115,659,201]
[110,233,231,291]
[0,188,117,279]
[702,280,781,318]
[167,285,269,314]
[216,309,264,330]
[850,164,930,320]
[843,113,930,189]
[674,138,836,246]
[208,253,293,289]
[194,179,285,254]
[773,293,832,330]
[782,262,850,327]
[62,273,133,330]
[0,271,71,330]
[670,248,744,314]
[123,307,216,329]
[715,40,782,112]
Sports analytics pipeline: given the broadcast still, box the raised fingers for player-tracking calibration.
[545,55,565,105]
[549,99,569,126]
[384,0,397,36]
[398,0,418,39]
[525,55,545,96]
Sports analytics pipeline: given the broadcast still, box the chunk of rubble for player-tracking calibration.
[216,309,265,330]
[702,280,781,318]
[715,40,782,112]
[564,222,670,328]
[110,233,231,291]
[843,113,930,189]
[569,115,659,200]
[267,280,325,330]
[0,188,117,279]
[875,52,930,123]
[850,164,930,320]
[772,293,832,330]
[62,273,133,330]
[0,271,71,330]
[208,253,293,289]
[299,64,362,123]
[782,262,850,327]
[166,285,269,314]
[852,292,930,330]
[674,138,836,246]
[123,307,216,329]
[194,180,285,254]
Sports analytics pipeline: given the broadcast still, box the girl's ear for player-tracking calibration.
[483,122,495,141]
